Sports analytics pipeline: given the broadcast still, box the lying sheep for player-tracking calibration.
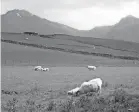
[34,66,42,71]
[34,66,49,72]
[87,65,97,71]
[42,67,49,71]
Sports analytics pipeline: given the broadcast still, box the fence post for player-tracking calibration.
[29,60,31,66]
[5,60,6,65]
[20,60,22,65]
[13,60,14,66]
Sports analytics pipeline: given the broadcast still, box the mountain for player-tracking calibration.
[1,9,78,35]
[1,9,139,43]
[86,15,139,42]
[104,15,139,42]
[79,26,112,37]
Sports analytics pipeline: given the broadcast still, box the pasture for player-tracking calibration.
[1,33,139,111]
[2,32,139,59]
[1,66,139,111]
[2,66,139,92]
[2,42,139,67]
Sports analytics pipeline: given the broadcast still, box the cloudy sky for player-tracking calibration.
[1,0,139,30]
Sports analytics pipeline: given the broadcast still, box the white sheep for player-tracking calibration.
[34,66,42,71]
[42,67,49,71]
[68,78,102,96]
[87,65,97,71]
[67,87,80,96]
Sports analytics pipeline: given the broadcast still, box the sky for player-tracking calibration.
[1,0,139,30]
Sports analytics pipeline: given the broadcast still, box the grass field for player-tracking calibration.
[2,42,139,67]
[1,66,139,112]
[1,33,139,111]
[2,66,139,91]
[2,32,139,59]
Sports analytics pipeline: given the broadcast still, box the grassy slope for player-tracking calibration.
[48,34,139,53]
[1,33,139,60]
[1,33,139,112]
[2,42,138,67]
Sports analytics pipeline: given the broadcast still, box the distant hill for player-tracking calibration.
[82,15,139,42]
[1,9,78,35]
[1,32,139,61]
[1,9,139,42]
[104,15,139,42]
[79,26,112,38]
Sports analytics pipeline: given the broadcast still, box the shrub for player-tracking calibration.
[111,88,128,104]
[2,86,139,112]
[24,98,36,112]
[58,98,74,112]
[46,100,56,111]
[76,95,91,108]
[102,81,109,88]
[3,98,18,112]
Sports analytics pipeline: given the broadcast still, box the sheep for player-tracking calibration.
[87,78,102,94]
[68,78,102,97]
[34,66,42,71]
[41,67,49,72]
[87,65,97,71]
[67,87,80,96]
[34,66,50,72]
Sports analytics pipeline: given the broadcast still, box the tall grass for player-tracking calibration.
[1,85,139,112]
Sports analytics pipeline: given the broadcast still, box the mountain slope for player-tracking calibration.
[1,9,78,35]
[1,9,139,42]
[86,15,139,42]
[104,15,139,42]
[80,26,112,37]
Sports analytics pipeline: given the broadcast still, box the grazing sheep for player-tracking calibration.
[34,66,50,72]
[42,67,49,71]
[67,87,80,96]
[87,78,102,94]
[68,78,102,96]
[34,66,42,71]
[87,65,97,71]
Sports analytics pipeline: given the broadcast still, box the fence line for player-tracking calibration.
[2,60,41,66]
[2,59,139,67]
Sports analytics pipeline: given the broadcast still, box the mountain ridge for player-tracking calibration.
[1,9,139,42]
[1,9,78,35]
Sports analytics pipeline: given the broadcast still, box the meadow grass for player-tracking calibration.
[1,82,139,112]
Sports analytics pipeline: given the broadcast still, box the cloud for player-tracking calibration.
[44,1,139,30]
[2,0,139,11]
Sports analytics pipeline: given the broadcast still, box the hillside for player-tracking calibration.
[1,9,78,35]
[83,15,139,42]
[80,26,112,38]
[104,15,139,42]
[1,9,139,43]
[1,33,139,61]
